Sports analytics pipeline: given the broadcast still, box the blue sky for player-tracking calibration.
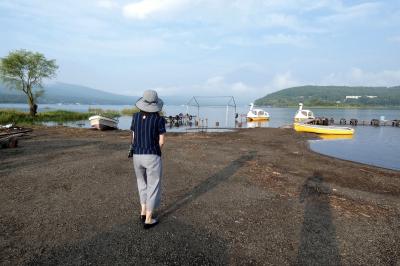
[0,0,399,101]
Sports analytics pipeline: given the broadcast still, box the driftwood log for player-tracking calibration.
[0,128,32,149]
[0,135,20,148]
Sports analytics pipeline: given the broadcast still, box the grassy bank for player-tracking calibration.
[0,109,121,125]
[120,107,140,116]
[88,108,121,118]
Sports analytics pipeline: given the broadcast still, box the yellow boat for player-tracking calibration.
[294,123,354,135]
[247,117,269,122]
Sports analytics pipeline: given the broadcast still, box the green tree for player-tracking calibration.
[0,49,58,116]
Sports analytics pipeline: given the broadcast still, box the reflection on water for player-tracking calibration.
[318,134,354,140]
[246,121,270,128]
[310,126,400,171]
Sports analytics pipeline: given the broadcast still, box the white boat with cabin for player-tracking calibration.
[246,103,270,121]
[294,103,315,122]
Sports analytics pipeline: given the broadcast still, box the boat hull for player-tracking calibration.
[89,115,118,130]
[294,123,354,135]
[247,117,269,121]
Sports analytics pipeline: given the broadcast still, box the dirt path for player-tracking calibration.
[1,127,399,265]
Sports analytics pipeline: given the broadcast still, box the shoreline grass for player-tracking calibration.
[0,109,121,125]
[120,107,140,116]
[87,108,121,118]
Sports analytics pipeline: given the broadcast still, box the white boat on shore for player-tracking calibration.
[88,115,118,130]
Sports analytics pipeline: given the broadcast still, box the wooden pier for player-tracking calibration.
[311,117,400,127]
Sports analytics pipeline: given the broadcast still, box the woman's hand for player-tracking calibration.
[159,134,165,149]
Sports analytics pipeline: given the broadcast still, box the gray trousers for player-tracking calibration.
[133,154,162,212]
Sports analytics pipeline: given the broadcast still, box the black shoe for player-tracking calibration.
[140,215,146,223]
[143,219,159,230]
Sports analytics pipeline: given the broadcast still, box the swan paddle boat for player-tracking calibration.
[294,123,354,135]
[294,103,315,122]
[246,103,270,121]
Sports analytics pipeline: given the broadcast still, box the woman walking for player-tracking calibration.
[130,90,166,229]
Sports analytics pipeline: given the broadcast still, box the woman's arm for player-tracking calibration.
[128,132,135,158]
[159,134,165,149]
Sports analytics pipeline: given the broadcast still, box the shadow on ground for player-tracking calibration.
[27,152,257,265]
[27,219,228,265]
[160,151,256,219]
[297,172,341,265]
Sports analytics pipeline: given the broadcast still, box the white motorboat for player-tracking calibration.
[89,115,118,130]
[294,103,315,122]
[246,103,270,121]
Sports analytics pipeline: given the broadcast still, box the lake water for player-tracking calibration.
[1,103,399,171]
[309,126,400,171]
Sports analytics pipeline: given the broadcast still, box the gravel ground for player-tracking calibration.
[0,126,399,265]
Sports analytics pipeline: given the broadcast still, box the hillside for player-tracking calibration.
[255,85,400,107]
[0,82,140,105]
[0,82,190,105]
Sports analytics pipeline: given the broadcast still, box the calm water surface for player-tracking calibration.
[1,103,399,170]
[309,126,399,171]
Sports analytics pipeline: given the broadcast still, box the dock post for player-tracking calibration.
[225,105,229,127]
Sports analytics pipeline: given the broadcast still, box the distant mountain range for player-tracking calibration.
[255,85,400,107]
[0,82,187,105]
[4,82,400,108]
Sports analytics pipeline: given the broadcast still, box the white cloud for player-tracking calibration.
[123,0,189,19]
[119,67,400,104]
[262,34,309,47]
[322,68,400,87]
[97,0,119,9]
[202,76,258,96]
[205,76,225,88]
[226,34,310,47]
[270,71,300,90]
[350,68,363,80]
[261,13,301,30]
[350,68,400,86]
[201,73,299,97]
[198,44,221,51]
[138,76,258,102]
[137,71,302,100]
[319,2,381,24]
[51,36,166,57]
[232,82,251,92]
[389,35,400,43]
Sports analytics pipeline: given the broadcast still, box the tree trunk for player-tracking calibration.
[26,85,37,116]
[29,103,38,116]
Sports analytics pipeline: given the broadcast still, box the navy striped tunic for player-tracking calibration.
[130,112,166,156]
